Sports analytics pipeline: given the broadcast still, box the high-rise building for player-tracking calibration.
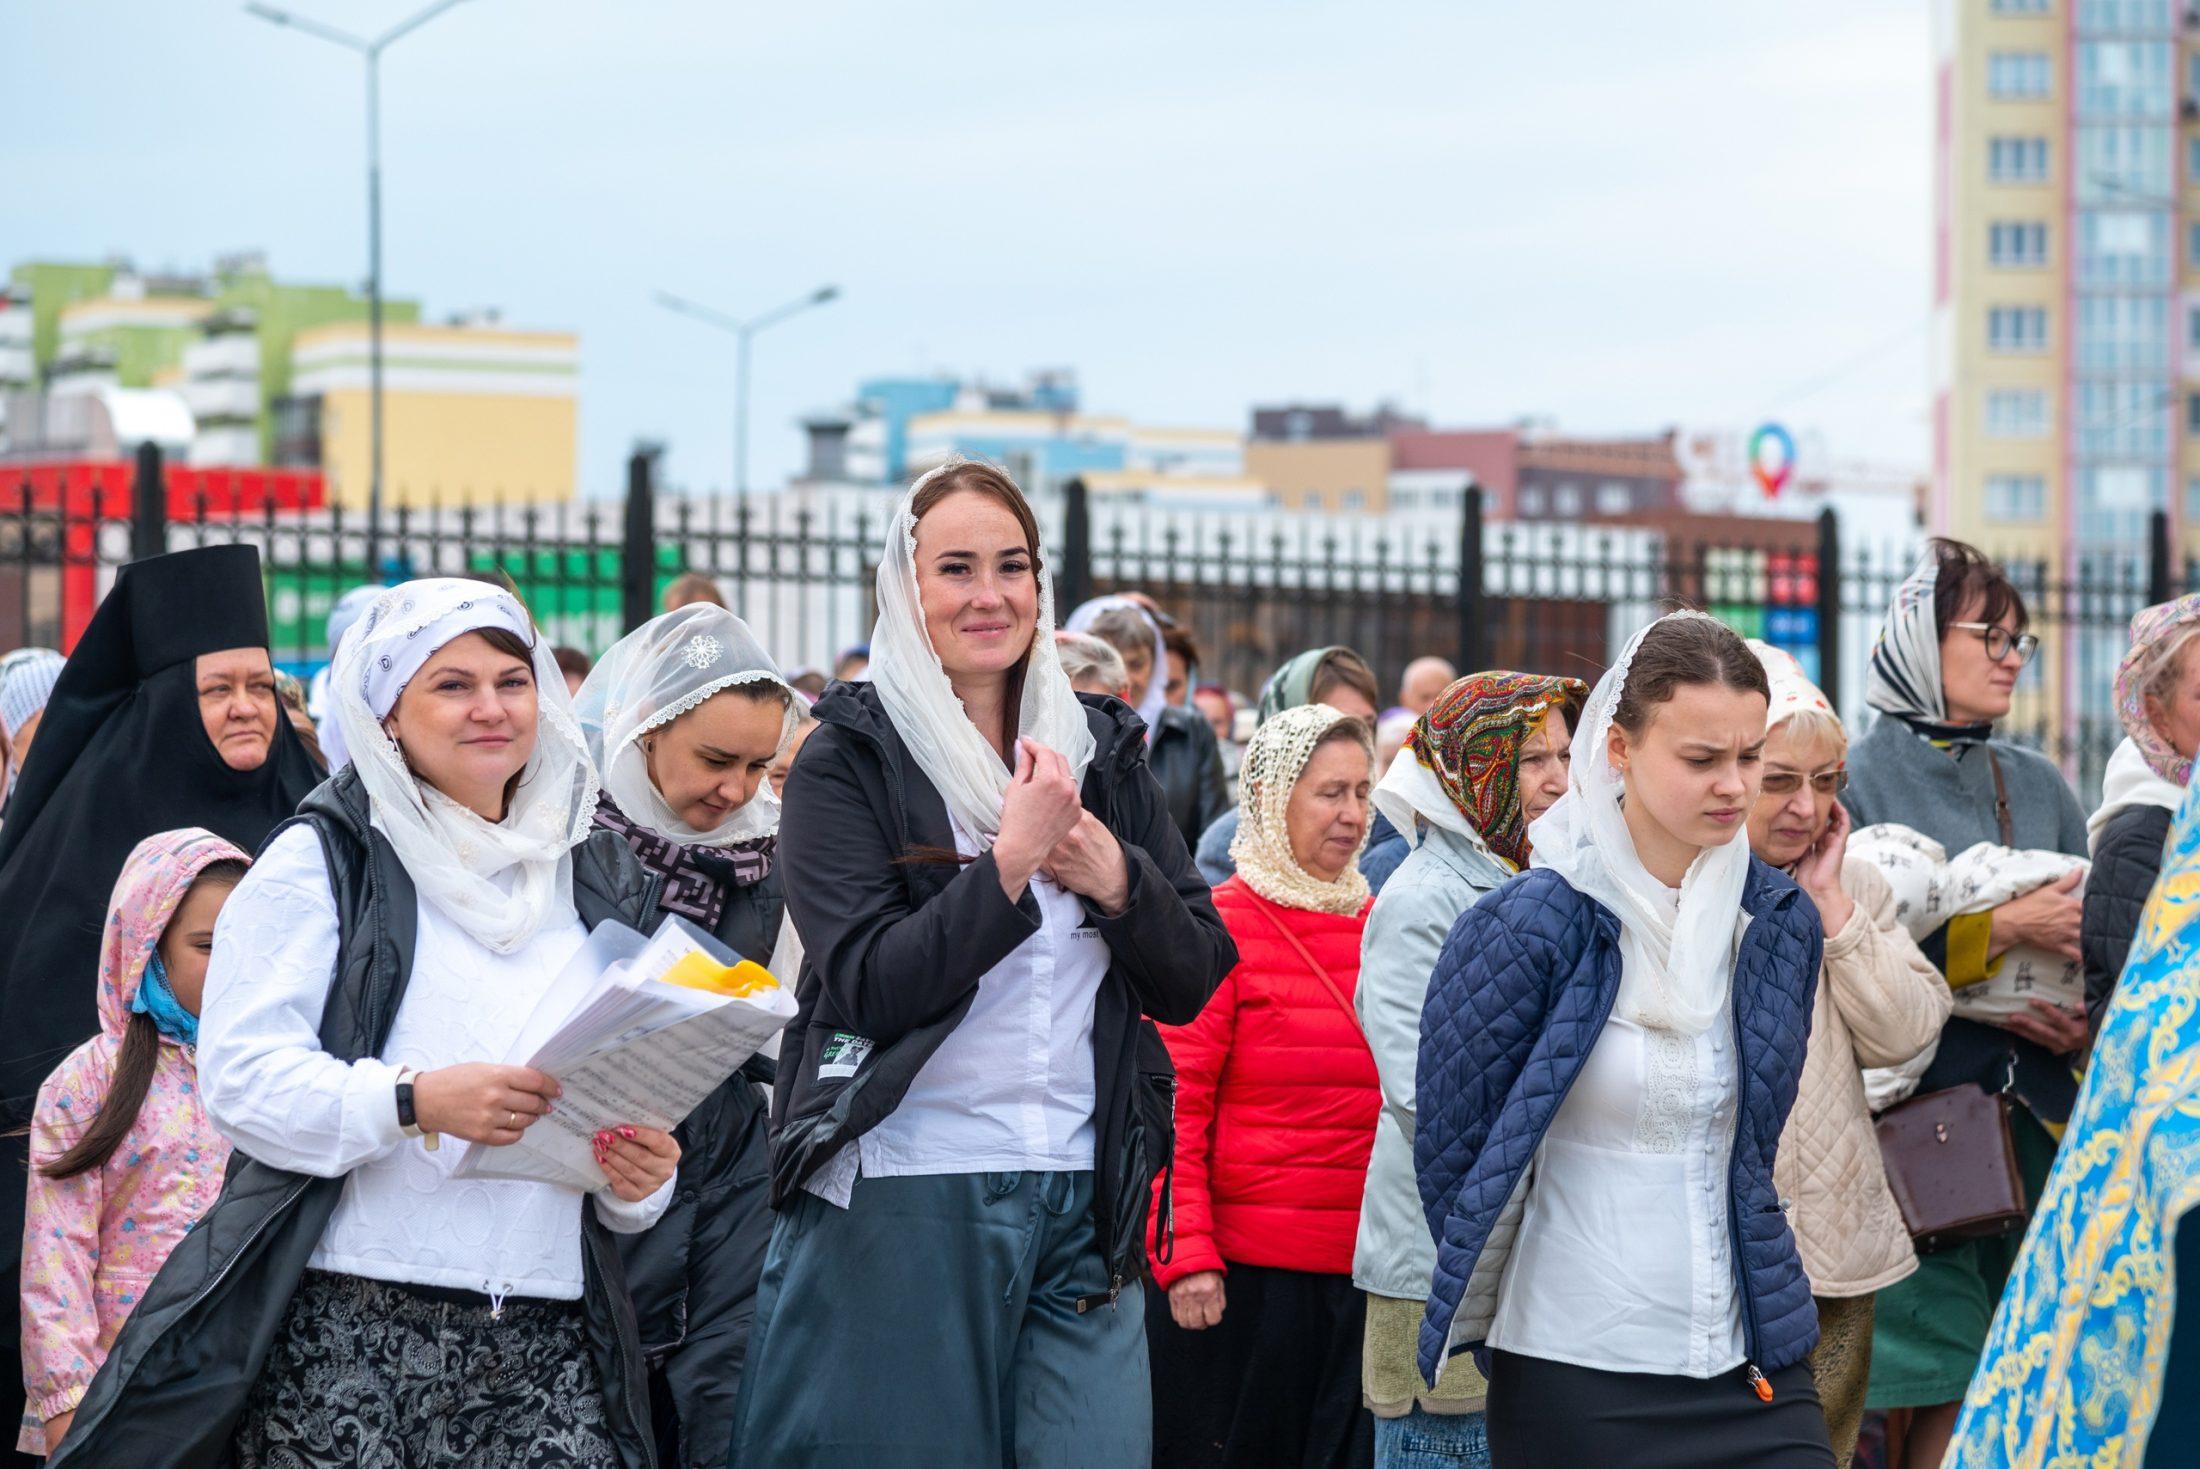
[1934,0,2184,555]
[1932,0,2192,738]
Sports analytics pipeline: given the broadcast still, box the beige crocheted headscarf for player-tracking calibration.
[1230,702,1374,915]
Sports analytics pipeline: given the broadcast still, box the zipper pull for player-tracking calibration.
[1746,1364,1773,1403]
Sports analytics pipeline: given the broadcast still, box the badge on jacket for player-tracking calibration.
[818,1031,874,1080]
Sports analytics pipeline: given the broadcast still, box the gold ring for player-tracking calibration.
[508,1110,519,1128]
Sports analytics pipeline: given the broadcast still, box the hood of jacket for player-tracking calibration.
[2089,737,2187,850]
[97,827,252,1041]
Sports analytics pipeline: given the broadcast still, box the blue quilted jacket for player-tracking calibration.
[1414,860,1823,1385]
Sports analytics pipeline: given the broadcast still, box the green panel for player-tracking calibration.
[1709,603,1767,641]
[266,561,377,661]
[12,261,117,369]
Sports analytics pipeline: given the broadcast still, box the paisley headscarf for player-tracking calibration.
[1230,703,1375,915]
[1370,671,1586,870]
[2114,593,2200,786]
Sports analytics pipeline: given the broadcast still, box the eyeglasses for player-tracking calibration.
[1948,621,2040,667]
[1758,769,1849,798]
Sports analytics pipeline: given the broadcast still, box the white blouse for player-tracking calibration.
[1485,917,1749,1379]
[200,823,673,1303]
[806,812,1108,1205]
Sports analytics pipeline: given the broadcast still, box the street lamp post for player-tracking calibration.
[243,0,472,573]
[655,286,840,495]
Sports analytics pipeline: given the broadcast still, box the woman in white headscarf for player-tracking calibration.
[48,578,681,1469]
[1067,595,1230,850]
[1415,612,1833,1469]
[572,604,797,1469]
[728,461,1236,1468]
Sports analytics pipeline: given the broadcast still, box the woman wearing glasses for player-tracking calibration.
[1839,539,2088,1469]
[1742,643,1949,1469]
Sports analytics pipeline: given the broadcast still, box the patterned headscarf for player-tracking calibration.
[1391,672,1587,870]
[1866,551,1991,741]
[2113,594,2200,785]
[1229,703,1375,914]
[1747,640,1840,736]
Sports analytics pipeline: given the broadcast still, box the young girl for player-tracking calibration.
[19,828,250,1458]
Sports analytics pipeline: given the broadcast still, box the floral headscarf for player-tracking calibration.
[2114,594,2200,785]
[1229,703,1374,915]
[1374,672,1586,870]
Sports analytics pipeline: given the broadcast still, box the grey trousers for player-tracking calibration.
[728,1169,1149,1468]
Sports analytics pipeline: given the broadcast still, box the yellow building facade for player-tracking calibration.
[292,321,578,507]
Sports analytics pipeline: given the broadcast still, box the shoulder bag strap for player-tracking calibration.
[1247,895,1363,1032]
[1985,747,2015,846]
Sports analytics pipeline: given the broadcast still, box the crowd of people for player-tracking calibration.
[0,456,2186,1467]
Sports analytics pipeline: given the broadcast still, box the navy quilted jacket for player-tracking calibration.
[1414,860,1823,1385]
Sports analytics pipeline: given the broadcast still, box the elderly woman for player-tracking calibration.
[1067,597,1229,851]
[1354,672,1583,1469]
[1147,703,1383,1469]
[573,605,800,1469]
[1841,539,2088,1469]
[1055,629,1132,700]
[1743,643,1949,1468]
[2084,594,2200,1037]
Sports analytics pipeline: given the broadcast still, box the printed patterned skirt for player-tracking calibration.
[233,1270,620,1468]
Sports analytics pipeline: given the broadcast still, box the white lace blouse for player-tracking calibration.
[1484,913,1749,1379]
[199,823,673,1303]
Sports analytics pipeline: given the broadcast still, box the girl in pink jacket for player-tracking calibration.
[18,828,248,1456]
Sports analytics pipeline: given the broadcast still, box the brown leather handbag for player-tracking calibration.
[1873,1083,2028,1251]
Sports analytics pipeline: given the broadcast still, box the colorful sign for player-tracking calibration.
[1748,422,1796,500]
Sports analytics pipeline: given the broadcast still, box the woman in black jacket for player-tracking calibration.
[729,460,1237,1467]
[572,604,800,1469]
[2085,593,2200,1036]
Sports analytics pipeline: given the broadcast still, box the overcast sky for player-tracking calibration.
[6,0,1931,497]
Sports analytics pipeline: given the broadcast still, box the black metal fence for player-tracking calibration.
[0,445,2177,804]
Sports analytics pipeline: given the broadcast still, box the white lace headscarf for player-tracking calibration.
[572,606,798,846]
[1528,610,1755,1035]
[868,461,1095,839]
[1230,702,1374,915]
[330,578,599,953]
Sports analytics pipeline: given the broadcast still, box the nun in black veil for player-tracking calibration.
[0,543,319,1464]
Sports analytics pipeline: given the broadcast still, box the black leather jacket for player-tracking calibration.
[769,684,1236,1299]
[1146,705,1230,852]
[53,768,664,1469]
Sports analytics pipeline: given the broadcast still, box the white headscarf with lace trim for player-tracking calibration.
[1528,610,1754,1035]
[867,462,1095,839]
[1230,702,1374,915]
[572,605,798,846]
[329,578,599,953]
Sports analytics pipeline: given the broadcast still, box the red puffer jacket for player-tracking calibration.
[1148,874,1379,1288]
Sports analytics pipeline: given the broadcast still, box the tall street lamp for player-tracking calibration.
[243,0,472,570]
[656,285,840,495]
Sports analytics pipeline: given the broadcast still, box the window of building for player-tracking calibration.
[1552,483,1583,517]
[1989,305,2050,352]
[2189,134,2200,185]
[2078,125,2172,201]
[1990,220,2051,266]
[1340,489,1366,511]
[2186,476,2200,523]
[1986,474,2048,522]
[1991,0,2049,11]
[2075,295,2160,370]
[2190,303,2200,350]
[1986,387,2051,437]
[2078,381,2170,456]
[1595,482,1633,514]
[2078,41,2173,117]
[2187,394,2200,435]
[1989,51,2053,100]
[1989,135,2052,182]
[2077,211,2167,285]
[2078,0,2167,27]
[1517,487,1546,516]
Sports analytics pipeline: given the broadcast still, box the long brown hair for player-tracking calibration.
[41,859,249,1181]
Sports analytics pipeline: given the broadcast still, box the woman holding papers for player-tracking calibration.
[573,605,799,1469]
[729,460,1237,1467]
[48,579,680,1469]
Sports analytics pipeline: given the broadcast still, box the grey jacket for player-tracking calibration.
[1350,824,1513,1302]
